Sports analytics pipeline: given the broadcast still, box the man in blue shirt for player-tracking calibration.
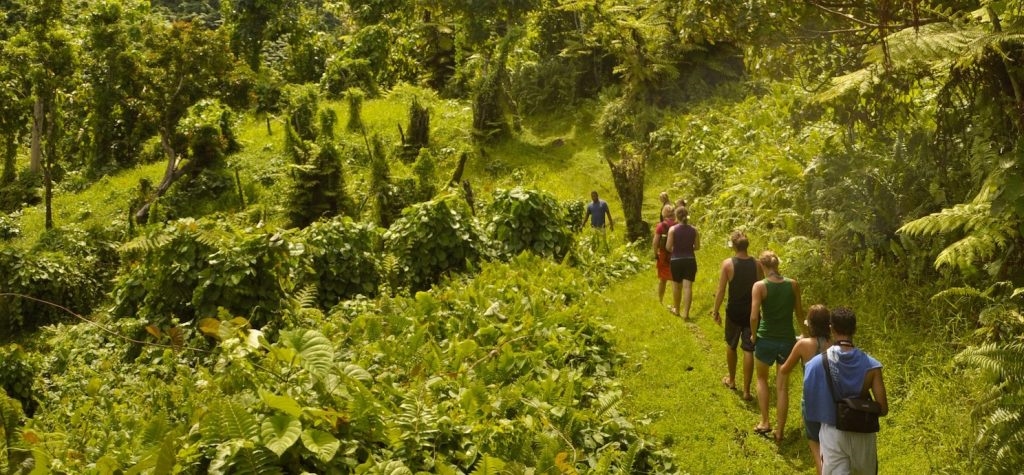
[582,191,614,231]
[803,307,888,474]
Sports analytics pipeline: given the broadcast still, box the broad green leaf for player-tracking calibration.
[259,390,303,418]
[300,429,340,463]
[261,414,302,457]
[341,363,372,383]
[279,329,335,378]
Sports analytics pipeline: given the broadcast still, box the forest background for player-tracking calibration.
[0,0,1022,473]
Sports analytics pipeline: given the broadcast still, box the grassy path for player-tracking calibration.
[602,244,816,474]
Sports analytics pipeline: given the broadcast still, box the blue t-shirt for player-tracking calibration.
[803,346,882,426]
[587,200,610,228]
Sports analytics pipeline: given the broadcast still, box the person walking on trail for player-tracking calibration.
[656,191,672,223]
[651,205,677,307]
[582,191,614,231]
[712,231,763,401]
[777,304,833,473]
[750,250,803,437]
[803,307,888,475]
[665,206,699,319]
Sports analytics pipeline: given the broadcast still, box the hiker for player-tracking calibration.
[652,205,677,307]
[803,307,888,474]
[665,206,699,319]
[712,231,763,401]
[777,304,833,473]
[582,191,614,232]
[656,191,672,223]
[750,250,803,436]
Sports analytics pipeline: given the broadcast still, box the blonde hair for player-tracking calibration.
[758,250,780,270]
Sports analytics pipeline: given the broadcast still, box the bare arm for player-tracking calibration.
[750,281,765,345]
[792,279,804,336]
[867,368,888,416]
[604,204,614,230]
[666,225,675,253]
[693,228,701,251]
[651,229,661,259]
[712,259,731,324]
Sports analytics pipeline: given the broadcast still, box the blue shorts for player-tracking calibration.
[753,337,794,365]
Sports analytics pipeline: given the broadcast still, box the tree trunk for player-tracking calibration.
[135,130,192,223]
[605,148,647,243]
[30,97,42,174]
[1,140,16,185]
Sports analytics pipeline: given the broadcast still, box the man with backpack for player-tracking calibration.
[803,307,889,474]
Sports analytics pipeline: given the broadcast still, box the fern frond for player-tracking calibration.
[228,447,282,475]
[206,402,261,442]
[294,284,318,310]
[814,68,878,103]
[868,22,984,65]
[930,285,991,304]
[470,455,506,475]
[120,232,173,254]
[956,342,1024,384]
[898,203,989,237]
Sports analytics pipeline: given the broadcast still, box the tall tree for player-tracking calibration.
[27,0,75,229]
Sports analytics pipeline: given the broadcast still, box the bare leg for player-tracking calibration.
[725,346,737,387]
[755,359,771,430]
[681,279,694,319]
[742,350,754,399]
[671,281,682,316]
[776,370,790,441]
[657,279,667,305]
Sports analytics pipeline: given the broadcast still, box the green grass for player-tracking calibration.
[599,233,972,473]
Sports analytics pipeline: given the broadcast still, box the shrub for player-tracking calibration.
[297,217,381,308]
[0,345,38,416]
[345,87,365,132]
[0,247,103,334]
[112,218,300,329]
[383,195,482,292]
[0,211,20,241]
[486,187,573,260]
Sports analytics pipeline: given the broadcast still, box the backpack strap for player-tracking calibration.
[821,352,839,404]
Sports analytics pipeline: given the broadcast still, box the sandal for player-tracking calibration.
[753,425,772,435]
[721,376,736,390]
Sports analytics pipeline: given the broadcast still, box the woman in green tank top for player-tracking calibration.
[749,250,803,436]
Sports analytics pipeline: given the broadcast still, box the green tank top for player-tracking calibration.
[756,278,796,340]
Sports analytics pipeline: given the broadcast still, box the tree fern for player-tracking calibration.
[470,455,506,475]
[957,342,1024,472]
[899,201,1020,273]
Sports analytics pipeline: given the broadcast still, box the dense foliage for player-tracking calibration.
[1,0,1024,472]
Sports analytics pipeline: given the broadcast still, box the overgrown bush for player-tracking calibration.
[345,87,365,132]
[0,248,103,334]
[383,195,482,292]
[0,211,20,240]
[26,255,675,473]
[486,187,573,260]
[112,218,300,329]
[297,216,380,308]
[0,345,38,416]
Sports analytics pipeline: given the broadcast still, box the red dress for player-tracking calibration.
[655,218,676,280]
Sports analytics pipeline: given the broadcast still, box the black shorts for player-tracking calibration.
[725,319,754,352]
[670,257,697,282]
